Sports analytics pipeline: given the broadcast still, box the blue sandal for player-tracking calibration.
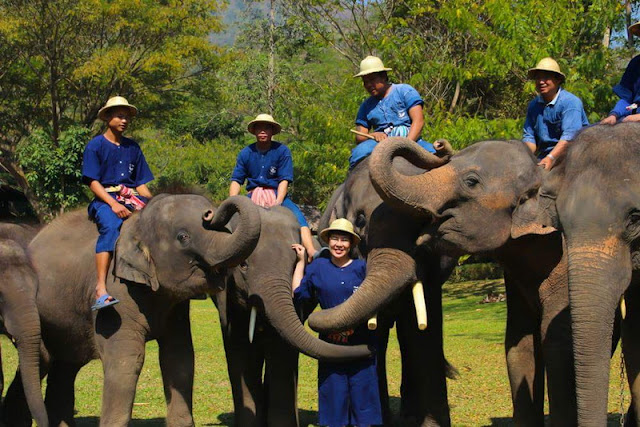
[91,294,120,311]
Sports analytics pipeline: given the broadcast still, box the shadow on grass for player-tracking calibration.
[443,280,505,300]
[487,413,625,426]
[195,408,319,426]
[76,418,166,426]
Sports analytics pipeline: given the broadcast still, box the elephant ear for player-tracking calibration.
[511,192,557,239]
[113,215,160,291]
[536,163,565,230]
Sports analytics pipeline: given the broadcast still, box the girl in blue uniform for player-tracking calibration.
[292,219,382,427]
[82,96,154,310]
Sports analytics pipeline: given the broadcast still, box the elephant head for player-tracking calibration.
[541,123,640,425]
[114,194,261,301]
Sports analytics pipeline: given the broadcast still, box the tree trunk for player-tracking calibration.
[268,0,276,115]
[626,0,633,47]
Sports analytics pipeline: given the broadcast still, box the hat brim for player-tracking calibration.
[630,22,640,37]
[98,105,138,121]
[247,120,282,135]
[319,227,361,246]
[527,68,565,81]
[353,67,393,78]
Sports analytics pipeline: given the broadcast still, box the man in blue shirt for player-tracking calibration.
[351,55,434,169]
[230,113,316,259]
[601,22,640,125]
[292,219,381,427]
[522,57,589,170]
[82,96,154,310]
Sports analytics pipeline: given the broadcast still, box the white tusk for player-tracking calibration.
[621,295,627,320]
[367,315,377,330]
[413,281,427,330]
[249,306,257,343]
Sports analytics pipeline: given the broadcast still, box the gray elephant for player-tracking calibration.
[310,137,576,425]
[214,206,371,427]
[0,224,47,427]
[316,149,458,426]
[5,194,261,427]
[539,123,640,425]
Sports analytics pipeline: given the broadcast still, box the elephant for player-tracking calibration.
[539,123,640,425]
[214,206,371,427]
[316,148,458,426]
[4,194,262,427]
[309,137,576,425]
[0,224,47,427]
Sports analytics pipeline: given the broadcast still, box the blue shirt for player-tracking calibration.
[522,88,589,158]
[231,141,294,191]
[294,257,373,346]
[610,55,640,119]
[82,135,154,187]
[356,83,423,132]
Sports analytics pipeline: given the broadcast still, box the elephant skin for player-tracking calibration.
[5,194,261,427]
[214,206,371,427]
[313,137,577,425]
[315,154,457,427]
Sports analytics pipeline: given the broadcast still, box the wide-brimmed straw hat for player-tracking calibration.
[319,218,361,246]
[98,96,138,121]
[247,113,282,135]
[353,55,393,78]
[630,21,640,37]
[527,57,566,81]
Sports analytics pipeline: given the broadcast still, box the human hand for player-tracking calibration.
[111,203,131,219]
[622,114,640,123]
[600,115,617,125]
[537,156,554,170]
[291,244,306,261]
[372,132,388,142]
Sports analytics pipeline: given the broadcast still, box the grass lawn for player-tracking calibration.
[0,279,630,426]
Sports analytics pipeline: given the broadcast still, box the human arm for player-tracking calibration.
[276,180,288,205]
[537,140,568,170]
[276,146,293,204]
[356,100,387,143]
[135,184,152,199]
[622,114,640,122]
[89,180,131,218]
[230,151,247,195]
[606,56,640,121]
[229,181,241,197]
[291,244,307,295]
[407,104,424,142]
[522,107,538,154]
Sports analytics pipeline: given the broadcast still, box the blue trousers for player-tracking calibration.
[88,197,148,253]
[247,191,309,227]
[349,138,435,170]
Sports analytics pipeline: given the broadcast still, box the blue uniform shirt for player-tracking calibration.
[610,55,640,119]
[294,257,373,346]
[82,135,154,187]
[230,141,294,191]
[356,83,423,133]
[522,88,589,159]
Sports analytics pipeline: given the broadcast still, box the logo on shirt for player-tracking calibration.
[128,163,135,174]
[398,110,406,118]
[269,166,277,176]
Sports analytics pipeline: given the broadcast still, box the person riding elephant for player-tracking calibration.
[311,137,577,425]
[213,207,371,427]
[4,194,262,427]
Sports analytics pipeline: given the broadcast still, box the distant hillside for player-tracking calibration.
[213,0,266,46]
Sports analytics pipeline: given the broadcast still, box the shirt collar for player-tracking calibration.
[536,88,562,105]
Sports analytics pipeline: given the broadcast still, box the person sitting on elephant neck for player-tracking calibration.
[230,113,316,259]
[350,55,435,170]
[522,57,589,170]
[600,22,640,125]
[82,96,154,311]
[291,219,382,427]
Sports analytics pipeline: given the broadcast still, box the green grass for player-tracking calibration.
[0,280,631,426]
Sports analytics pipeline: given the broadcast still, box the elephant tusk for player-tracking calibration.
[621,295,627,320]
[249,306,257,343]
[367,315,377,330]
[413,281,427,330]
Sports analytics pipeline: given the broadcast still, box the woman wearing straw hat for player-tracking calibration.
[601,22,640,125]
[292,218,381,427]
[82,96,154,310]
[350,55,435,170]
[230,113,317,259]
[522,57,589,170]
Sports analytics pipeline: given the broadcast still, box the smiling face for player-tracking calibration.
[252,122,275,144]
[328,232,352,261]
[533,70,562,102]
[361,72,390,98]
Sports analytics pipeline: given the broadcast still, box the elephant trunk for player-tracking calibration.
[308,248,417,332]
[203,195,261,268]
[258,278,373,362]
[369,137,455,218]
[566,238,631,426]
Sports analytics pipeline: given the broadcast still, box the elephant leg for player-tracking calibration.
[263,332,299,427]
[45,360,82,427]
[397,284,450,427]
[622,284,640,424]
[98,335,146,427]
[375,317,392,426]
[158,301,195,427]
[504,281,544,426]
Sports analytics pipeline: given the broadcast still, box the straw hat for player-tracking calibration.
[527,57,566,81]
[319,218,361,246]
[353,55,393,78]
[247,113,282,135]
[98,96,138,121]
[630,21,640,37]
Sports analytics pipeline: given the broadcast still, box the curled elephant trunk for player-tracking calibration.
[369,137,455,219]
[203,196,261,268]
[258,278,372,362]
[566,238,631,426]
[308,248,417,332]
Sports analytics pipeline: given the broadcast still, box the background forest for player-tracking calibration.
[0,0,638,221]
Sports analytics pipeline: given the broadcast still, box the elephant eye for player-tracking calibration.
[463,174,480,188]
[355,212,367,229]
[624,210,640,241]
[177,231,191,246]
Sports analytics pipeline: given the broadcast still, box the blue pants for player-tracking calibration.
[318,358,382,427]
[349,138,435,170]
[247,191,309,227]
[88,197,148,253]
